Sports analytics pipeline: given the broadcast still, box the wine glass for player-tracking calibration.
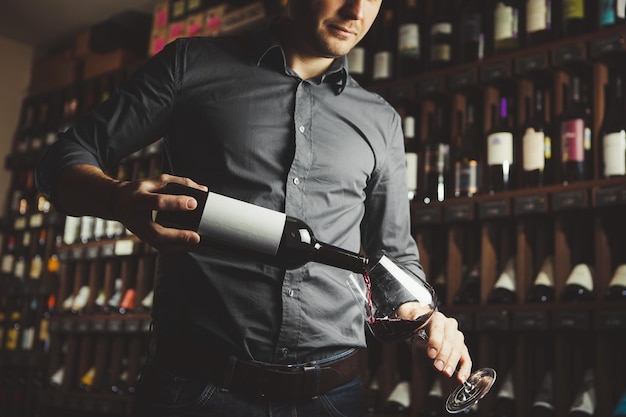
[346,251,496,414]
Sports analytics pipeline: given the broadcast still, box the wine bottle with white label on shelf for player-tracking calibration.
[560,263,595,302]
[599,71,626,179]
[154,183,368,273]
[371,6,395,82]
[526,256,555,303]
[521,87,553,187]
[531,371,555,417]
[606,264,626,301]
[492,0,520,54]
[418,377,444,417]
[487,96,516,193]
[397,0,423,77]
[403,114,419,201]
[487,257,516,304]
[488,371,515,417]
[567,369,596,417]
[454,102,482,198]
[422,103,451,204]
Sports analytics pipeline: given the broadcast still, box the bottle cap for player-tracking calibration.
[533,256,554,287]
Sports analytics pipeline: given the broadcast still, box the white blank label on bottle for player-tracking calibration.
[526,0,548,32]
[347,47,365,75]
[200,193,286,256]
[523,128,546,171]
[487,132,514,165]
[494,3,516,40]
[405,152,418,195]
[603,131,626,176]
[372,51,392,80]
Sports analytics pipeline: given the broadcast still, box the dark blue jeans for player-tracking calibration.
[132,359,367,417]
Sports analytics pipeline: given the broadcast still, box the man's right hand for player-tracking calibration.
[111,174,208,251]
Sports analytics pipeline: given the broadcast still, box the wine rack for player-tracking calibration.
[367,21,626,417]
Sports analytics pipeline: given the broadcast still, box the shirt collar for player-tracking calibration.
[249,24,348,95]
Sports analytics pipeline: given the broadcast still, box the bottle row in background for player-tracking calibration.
[348,0,626,84]
[399,66,626,204]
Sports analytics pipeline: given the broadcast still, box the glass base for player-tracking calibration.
[445,368,497,414]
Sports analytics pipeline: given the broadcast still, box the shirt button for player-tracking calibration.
[288,289,294,297]
[282,347,289,355]
[293,177,300,185]
[299,125,305,133]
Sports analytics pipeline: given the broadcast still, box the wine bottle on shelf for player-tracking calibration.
[404,113,419,200]
[141,289,155,311]
[568,369,595,417]
[488,371,515,417]
[531,371,555,417]
[606,264,626,301]
[561,0,592,37]
[454,103,482,198]
[418,377,444,417]
[78,365,97,392]
[526,256,555,303]
[49,365,65,389]
[458,0,485,63]
[492,0,520,54]
[422,103,451,204]
[28,229,47,280]
[384,380,411,414]
[347,40,368,85]
[4,310,21,351]
[525,0,553,46]
[521,87,553,187]
[453,261,481,305]
[558,75,592,184]
[487,257,517,304]
[70,285,91,315]
[600,72,626,178]
[560,263,595,302]
[154,183,369,273]
[371,7,395,81]
[598,0,626,28]
[38,294,54,352]
[1,235,16,279]
[79,216,95,243]
[106,278,124,313]
[487,96,516,193]
[19,297,38,351]
[118,288,136,314]
[396,0,422,77]
[429,0,454,69]
[62,216,81,245]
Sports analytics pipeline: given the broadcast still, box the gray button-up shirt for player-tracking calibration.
[36,26,424,364]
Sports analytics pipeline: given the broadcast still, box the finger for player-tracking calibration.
[150,222,202,245]
[154,174,208,192]
[456,345,472,383]
[425,312,445,360]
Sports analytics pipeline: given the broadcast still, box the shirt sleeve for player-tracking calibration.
[361,108,426,282]
[35,39,183,202]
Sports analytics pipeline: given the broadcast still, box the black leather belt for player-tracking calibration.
[155,338,362,401]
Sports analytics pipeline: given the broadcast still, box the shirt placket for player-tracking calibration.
[274,80,313,363]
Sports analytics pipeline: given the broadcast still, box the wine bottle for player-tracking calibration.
[458,0,485,63]
[19,297,38,351]
[29,229,47,280]
[429,0,454,69]
[526,256,555,303]
[71,286,91,315]
[526,0,553,46]
[568,369,595,417]
[493,0,520,54]
[371,7,395,81]
[347,41,368,85]
[455,103,482,198]
[49,365,65,389]
[62,216,81,245]
[38,294,54,352]
[563,0,594,36]
[154,183,368,273]
[560,263,595,302]
[613,389,626,416]
[78,365,97,392]
[600,72,626,178]
[488,371,515,417]
[384,380,411,414]
[418,377,444,417]
[606,264,626,301]
[598,0,626,28]
[118,288,136,314]
[522,87,553,187]
[453,261,481,305]
[397,0,423,77]
[531,372,555,417]
[404,114,419,200]
[422,103,451,204]
[487,96,515,193]
[1,235,16,278]
[558,75,592,184]
[487,257,517,304]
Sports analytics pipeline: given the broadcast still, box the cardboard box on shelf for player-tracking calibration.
[204,4,228,36]
[83,49,136,80]
[153,0,169,31]
[220,1,266,36]
[30,50,82,95]
[149,28,169,56]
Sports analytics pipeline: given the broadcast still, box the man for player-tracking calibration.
[36,0,472,414]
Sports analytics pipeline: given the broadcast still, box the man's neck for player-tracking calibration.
[274,18,335,80]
